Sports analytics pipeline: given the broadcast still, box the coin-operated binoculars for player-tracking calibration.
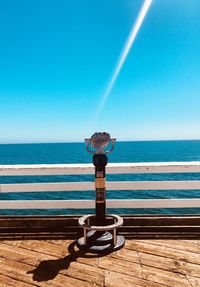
[77,132,125,253]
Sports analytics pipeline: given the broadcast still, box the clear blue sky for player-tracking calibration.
[0,0,200,143]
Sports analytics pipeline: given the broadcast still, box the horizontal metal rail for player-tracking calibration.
[0,161,200,176]
[0,199,200,209]
[0,162,200,212]
[1,180,200,192]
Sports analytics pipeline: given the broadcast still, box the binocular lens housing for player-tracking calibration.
[90,132,111,149]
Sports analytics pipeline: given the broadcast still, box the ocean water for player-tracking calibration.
[0,140,200,215]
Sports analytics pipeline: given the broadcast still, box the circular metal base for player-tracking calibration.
[77,232,125,253]
[86,230,113,244]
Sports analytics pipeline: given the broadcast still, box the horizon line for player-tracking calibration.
[0,138,200,145]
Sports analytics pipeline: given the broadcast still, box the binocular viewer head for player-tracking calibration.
[85,132,116,154]
[90,132,110,149]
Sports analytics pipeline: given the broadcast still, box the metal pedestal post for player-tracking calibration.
[93,153,107,226]
[77,132,125,253]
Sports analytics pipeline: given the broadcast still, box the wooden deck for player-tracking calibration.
[0,215,199,286]
[0,238,200,286]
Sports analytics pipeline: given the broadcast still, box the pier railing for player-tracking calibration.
[0,162,200,212]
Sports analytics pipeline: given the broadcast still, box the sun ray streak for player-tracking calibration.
[94,0,152,126]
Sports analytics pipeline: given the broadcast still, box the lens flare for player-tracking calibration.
[95,0,152,122]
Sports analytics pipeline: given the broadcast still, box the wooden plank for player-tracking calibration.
[46,239,72,246]
[186,275,200,287]
[0,215,200,228]
[15,240,98,267]
[141,264,191,287]
[64,261,104,286]
[0,242,53,266]
[126,240,200,265]
[119,226,200,232]
[2,180,200,193]
[122,216,200,226]
[0,231,200,241]
[0,216,79,228]
[109,248,140,264]
[0,273,34,287]
[185,240,200,244]
[0,216,199,240]
[0,238,200,287]
[0,258,50,287]
[140,239,200,254]
[18,240,70,258]
[6,244,104,286]
[1,161,200,176]
[0,258,93,287]
[138,249,200,278]
[1,240,98,268]
[0,241,102,286]
[99,255,191,287]
[120,233,200,240]
[0,216,199,241]
[104,270,167,287]
[107,243,200,278]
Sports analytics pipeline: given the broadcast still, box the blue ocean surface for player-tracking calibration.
[0,140,200,215]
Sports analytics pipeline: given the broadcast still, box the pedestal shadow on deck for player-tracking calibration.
[27,241,108,282]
